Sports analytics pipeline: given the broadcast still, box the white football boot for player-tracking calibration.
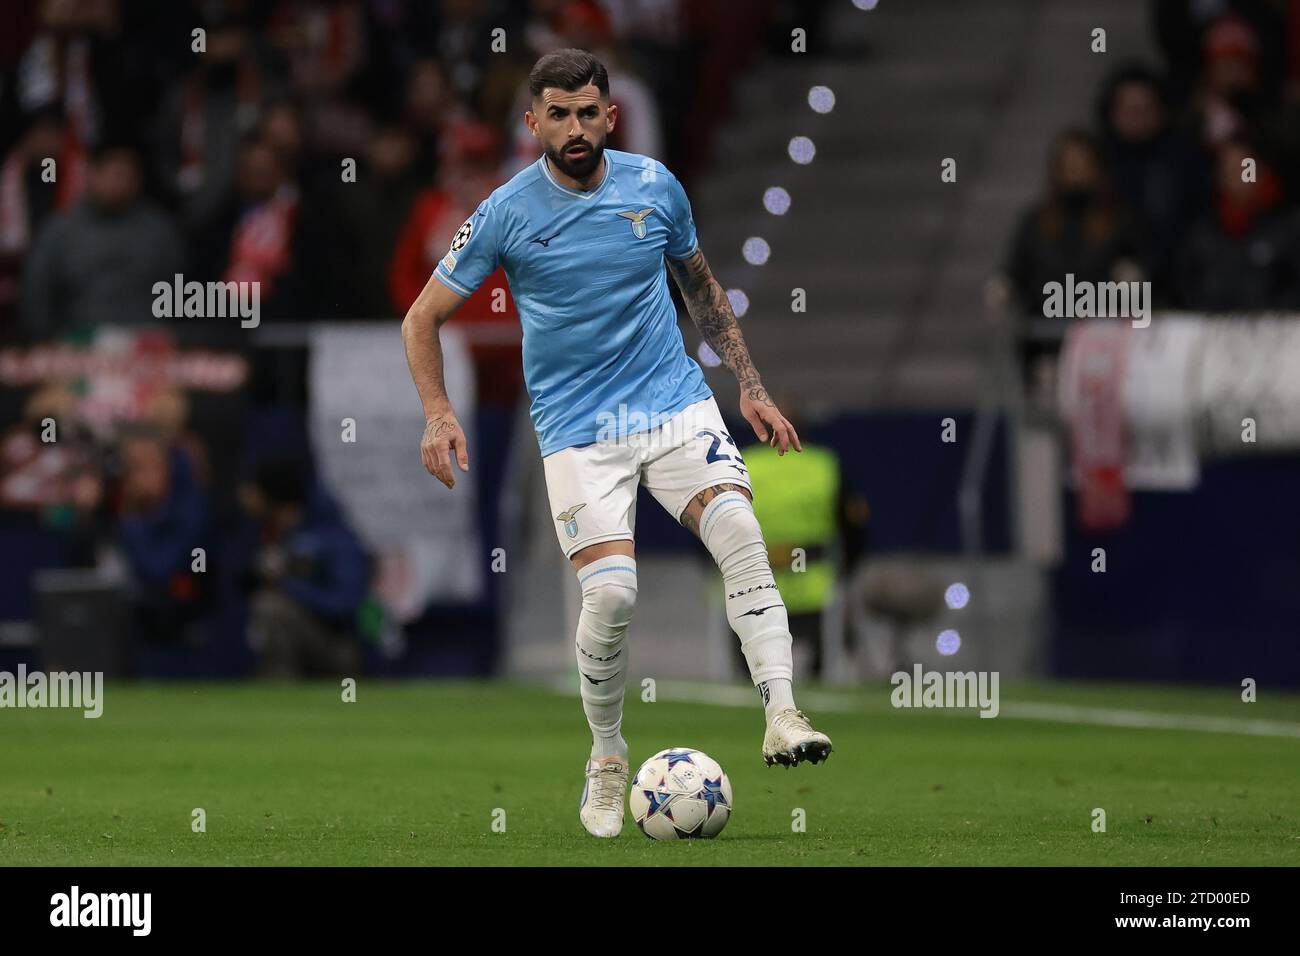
[579,755,629,837]
[762,708,833,767]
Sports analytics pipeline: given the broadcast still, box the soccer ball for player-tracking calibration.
[629,747,733,840]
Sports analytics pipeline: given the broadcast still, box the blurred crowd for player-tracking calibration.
[1003,0,1300,366]
[0,0,770,355]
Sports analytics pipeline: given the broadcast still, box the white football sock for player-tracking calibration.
[574,554,637,760]
[758,678,796,718]
[697,490,796,695]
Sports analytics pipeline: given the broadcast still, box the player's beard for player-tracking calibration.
[547,136,604,182]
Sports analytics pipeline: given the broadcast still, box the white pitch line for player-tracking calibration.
[998,702,1300,740]
[541,678,1300,740]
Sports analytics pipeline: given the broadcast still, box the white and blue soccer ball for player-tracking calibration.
[629,747,733,840]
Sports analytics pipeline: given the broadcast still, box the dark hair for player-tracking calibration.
[1096,62,1168,133]
[1039,127,1121,244]
[528,48,608,99]
[1043,127,1110,197]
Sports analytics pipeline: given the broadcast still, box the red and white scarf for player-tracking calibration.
[1060,319,1133,532]
[225,186,299,293]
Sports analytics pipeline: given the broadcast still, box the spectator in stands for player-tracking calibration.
[350,0,443,118]
[221,137,296,294]
[1154,1,1288,113]
[0,383,95,514]
[114,425,213,645]
[153,16,265,280]
[1001,128,1144,384]
[1004,128,1145,316]
[1097,64,1210,302]
[1194,13,1270,149]
[1175,137,1300,310]
[0,109,65,332]
[389,122,523,407]
[403,57,463,176]
[218,135,332,320]
[252,98,342,316]
[237,456,369,679]
[13,0,142,208]
[264,0,367,99]
[259,99,309,189]
[334,122,427,318]
[21,143,184,337]
[434,0,517,109]
[146,388,210,490]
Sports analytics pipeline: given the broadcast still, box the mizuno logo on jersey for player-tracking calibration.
[616,207,655,239]
[530,232,561,248]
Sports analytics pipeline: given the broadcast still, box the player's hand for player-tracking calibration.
[420,410,470,488]
[740,384,801,456]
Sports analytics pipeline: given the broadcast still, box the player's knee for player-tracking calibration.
[582,579,637,628]
[697,490,768,576]
[577,555,638,632]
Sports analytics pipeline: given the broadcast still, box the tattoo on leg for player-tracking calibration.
[679,483,751,536]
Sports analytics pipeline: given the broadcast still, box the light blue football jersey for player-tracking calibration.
[433,148,713,456]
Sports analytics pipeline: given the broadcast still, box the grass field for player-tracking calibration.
[2,679,1298,866]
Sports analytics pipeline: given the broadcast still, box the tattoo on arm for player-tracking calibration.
[667,251,772,406]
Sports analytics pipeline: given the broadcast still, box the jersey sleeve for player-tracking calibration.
[664,172,699,261]
[434,199,502,297]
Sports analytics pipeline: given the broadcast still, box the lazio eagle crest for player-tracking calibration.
[617,207,655,239]
[556,503,587,539]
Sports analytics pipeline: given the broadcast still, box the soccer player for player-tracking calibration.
[402,49,832,838]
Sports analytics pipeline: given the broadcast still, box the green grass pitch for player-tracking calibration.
[2,680,1297,865]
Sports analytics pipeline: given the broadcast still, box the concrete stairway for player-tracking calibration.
[692,0,1157,412]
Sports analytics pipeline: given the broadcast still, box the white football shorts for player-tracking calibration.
[542,396,753,558]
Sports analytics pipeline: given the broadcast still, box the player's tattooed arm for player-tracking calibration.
[667,250,764,394]
[402,273,472,487]
[666,250,802,455]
